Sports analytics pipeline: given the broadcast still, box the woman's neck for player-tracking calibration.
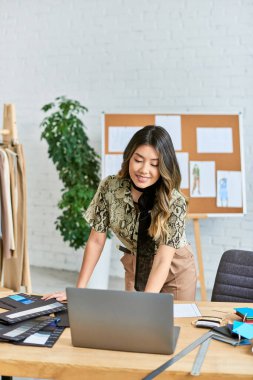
[131,186,142,203]
[130,177,161,203]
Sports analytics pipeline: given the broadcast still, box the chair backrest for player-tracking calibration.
[211,249,253,302]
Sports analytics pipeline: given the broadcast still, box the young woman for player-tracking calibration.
[43,126,197,302]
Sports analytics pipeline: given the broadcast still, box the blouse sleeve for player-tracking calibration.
[163,195,186,249]
[84,177,110,233]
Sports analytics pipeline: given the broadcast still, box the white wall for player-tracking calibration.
[0,0,252,289]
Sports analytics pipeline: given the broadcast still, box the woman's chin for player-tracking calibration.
[134,179,150,188]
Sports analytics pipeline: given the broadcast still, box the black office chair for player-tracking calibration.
[211,249,253,302]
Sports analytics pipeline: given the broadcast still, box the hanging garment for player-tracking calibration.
[3,144,31,292]
[0,148,15,259]
[5,148,18,258]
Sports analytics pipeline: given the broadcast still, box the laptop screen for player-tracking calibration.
[66,288,179,355]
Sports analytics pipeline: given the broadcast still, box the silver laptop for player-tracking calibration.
[66,288,180,355]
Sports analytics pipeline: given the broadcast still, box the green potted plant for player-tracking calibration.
[40,96,101,249]
[40,96,112,288]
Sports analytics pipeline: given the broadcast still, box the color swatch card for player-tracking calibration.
[0,299,67,324]
[232,322,253,340]
[0,293,42,310]
[15,322,64,347]
[234,307,253,320]
[0,316,56,342]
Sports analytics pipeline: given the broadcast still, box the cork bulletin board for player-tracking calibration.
[102,113,246,216]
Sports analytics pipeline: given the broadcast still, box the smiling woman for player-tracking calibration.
[129,145,160,194]
[43,126,197,302]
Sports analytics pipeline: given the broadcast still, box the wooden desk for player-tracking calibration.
[0,287,13,294]
[0,301,252,380]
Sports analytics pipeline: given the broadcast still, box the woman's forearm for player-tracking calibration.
[144,245,175,293]
[76,229,106,288]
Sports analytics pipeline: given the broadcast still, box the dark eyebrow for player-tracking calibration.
[134,152,159,161]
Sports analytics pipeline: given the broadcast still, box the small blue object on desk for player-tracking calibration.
[232,321,253,340]
[234,307,253,320]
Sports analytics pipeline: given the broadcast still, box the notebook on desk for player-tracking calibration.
[66,288,180,355]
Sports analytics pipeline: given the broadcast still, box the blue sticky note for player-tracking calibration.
[233,321,243,329]
[233,323,253,339]
[9,295,26,301]
[234,307,253,318]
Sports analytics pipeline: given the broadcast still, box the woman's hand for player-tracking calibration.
[42,291,67,302]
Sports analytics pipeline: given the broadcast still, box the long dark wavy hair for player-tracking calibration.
[118,125,185,243]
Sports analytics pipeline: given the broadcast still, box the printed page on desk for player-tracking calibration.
[174,304,201,318]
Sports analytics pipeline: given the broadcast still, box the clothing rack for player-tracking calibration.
[1,104,18,145]
[0,104,32,293]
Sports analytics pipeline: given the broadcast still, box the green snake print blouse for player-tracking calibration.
[85,175,188,254]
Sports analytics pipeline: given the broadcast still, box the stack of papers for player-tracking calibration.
[174,303,201,318]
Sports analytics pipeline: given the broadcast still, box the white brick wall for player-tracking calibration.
[0,0,252,290]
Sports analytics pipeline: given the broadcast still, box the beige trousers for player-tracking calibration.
[120,245,197,301]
